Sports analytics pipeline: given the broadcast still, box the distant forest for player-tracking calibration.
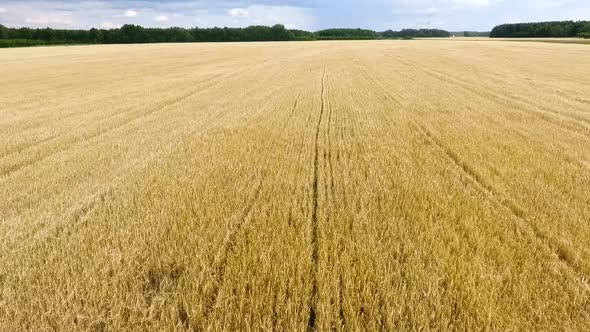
[491,21,590,38]
[450,31,490,37]
[0,24,452,47]
[382,29,450,38]
[3,20,590,48]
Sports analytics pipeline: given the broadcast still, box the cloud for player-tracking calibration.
[449,0,494,6]
[101,21,120,29]
[224,5,315,29]
[228,8,249,18]
[446,0,497,10]
[0,1,317,30]
[0,0,588,31]
[25,13,74,26]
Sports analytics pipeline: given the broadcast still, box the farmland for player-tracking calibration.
[1,40,589,330]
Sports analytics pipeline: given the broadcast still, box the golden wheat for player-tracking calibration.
[1,40,589,330]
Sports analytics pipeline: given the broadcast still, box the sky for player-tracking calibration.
[0,0,589,31]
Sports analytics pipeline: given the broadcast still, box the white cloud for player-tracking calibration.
[449,0,493,6]
[7,0,588,32]
[421,6,440,14]
[224,5,315,29]
[125,9,138,17]
[228,8,249,18]
[154,15,169,22]
[0,1,316,30]
[101,21,120,29]
[25,13,74,26]
[445,0,497,10]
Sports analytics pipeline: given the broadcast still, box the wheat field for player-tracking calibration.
[1,40,589,330]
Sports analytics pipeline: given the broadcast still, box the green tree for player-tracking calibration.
[272,24,295,41]
[88,28,103,44]
[491,20,590,38]
[0,24,8,39]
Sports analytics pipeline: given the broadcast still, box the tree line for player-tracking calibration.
[450,31,490,37]
[490,21,590,38]
[316,28,379,40]
[0,23,452,47]
[382,29,451,38]
[0,24,297,45]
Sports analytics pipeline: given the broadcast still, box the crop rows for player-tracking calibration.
[1,40,589,330]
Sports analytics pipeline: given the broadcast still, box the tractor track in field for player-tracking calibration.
[321,74,348,330]
[280,92,303,133]
[1,68,287,261]
[413,123,590,280]
[0,72,228,159]
[199,88,304,328]
[0,78,226,178]
[354,63,414,329]
[324,77,348,330]
[0,59,281,180]
[383,53,590,139]
[0,55,223,133]
[379,52,590,195]
[326,87,346,328]
[357,61,590,282]
[0,110,235,260]
[0,96,188,178]
[308,66,327,332]
[198,176,265,317]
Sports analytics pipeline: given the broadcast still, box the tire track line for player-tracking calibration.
[280,92,302,133]
[0,93,186,178]
[354,62,410,328]
[0,108,234,259]
[0,135,58,159]
[383,53,590,139]
[324,74,347,330]
[0,71,229,158]
[308,66,326,332]
[417,56,590,124]
[321,73,347,329]
[1,72,285,230]
[0,61,276,180]
[2,87,148,133]
[2,68,240,155]
[198,87,303,328]
[197,176,265,316]
[1,89,214,178]
[268,91,304,331]
[413,123,590,279]
[0,57,222,134]
[359,62,590,281]
[331,104,348,331]
[3,76,278,247]
[1,65,284,256]
[381,52,590,193]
